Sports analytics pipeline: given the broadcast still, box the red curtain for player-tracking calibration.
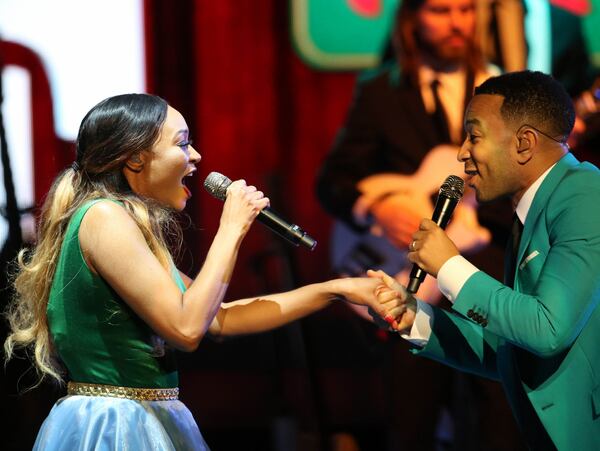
[146,0,357,298]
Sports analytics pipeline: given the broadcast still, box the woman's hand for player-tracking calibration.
[219,179,270,236]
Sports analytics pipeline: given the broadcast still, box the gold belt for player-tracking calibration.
[67,381,179,401]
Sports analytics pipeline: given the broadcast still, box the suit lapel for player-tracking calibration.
[513,153,580,287]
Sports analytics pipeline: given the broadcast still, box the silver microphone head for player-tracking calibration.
[204,172,232,201]
[439,175,464,199]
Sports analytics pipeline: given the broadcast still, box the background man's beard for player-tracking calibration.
[417,35,473,67]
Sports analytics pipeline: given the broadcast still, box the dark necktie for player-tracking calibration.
[506,213,523,288]
[431,79,451,143]
[505,213,556,449]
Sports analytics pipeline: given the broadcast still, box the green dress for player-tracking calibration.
[35,199,209,450]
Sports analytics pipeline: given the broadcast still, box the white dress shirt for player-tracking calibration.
[403,163,557,345]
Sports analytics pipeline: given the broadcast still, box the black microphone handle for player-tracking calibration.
[257,207,317,250]
[407,196,459,294]
[203,172,317,251]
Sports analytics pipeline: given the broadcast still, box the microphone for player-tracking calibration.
[407,175,464,294]
[204,172,317,250]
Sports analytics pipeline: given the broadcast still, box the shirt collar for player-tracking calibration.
[515,163,557,224]
[418,64,464,86]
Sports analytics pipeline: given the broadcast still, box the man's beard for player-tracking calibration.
[417,33,474,67]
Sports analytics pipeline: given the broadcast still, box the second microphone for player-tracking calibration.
[407,175,465,294]
[204,172,317,250]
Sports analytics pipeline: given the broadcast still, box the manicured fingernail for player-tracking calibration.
[384,315,395,325]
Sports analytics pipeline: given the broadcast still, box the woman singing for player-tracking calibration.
[4,94,402,450]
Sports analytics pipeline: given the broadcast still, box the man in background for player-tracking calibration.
[315,0,523,449]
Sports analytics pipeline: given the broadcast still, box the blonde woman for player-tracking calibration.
[4,94,402,450]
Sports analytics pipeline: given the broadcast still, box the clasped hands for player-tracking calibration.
[365,269,417,333]
[356,218,460,332]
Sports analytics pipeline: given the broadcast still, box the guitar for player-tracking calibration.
[330,145,491,304]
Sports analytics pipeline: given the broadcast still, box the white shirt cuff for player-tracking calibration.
[401,299,433,347]
[437,255,479,303]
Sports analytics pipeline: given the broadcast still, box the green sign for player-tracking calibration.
[291,0,600,72]
[290,0,399,70]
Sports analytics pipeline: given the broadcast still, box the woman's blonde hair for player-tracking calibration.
[4,94,181,385]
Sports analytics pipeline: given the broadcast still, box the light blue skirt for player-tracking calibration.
[33,395,209,450]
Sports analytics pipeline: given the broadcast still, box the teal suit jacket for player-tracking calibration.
[417,153,600,449]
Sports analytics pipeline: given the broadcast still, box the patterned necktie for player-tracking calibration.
[430,79,451,143]
[506,213,523,288]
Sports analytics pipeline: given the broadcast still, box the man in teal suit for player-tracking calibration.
[382,70,600,449]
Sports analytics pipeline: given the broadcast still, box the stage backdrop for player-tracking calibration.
[144,0,600,302]
[145,0,358,297]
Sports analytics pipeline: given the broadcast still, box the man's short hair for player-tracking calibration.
[474,71,575,142]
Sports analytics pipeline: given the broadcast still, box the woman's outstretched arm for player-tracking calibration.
[80,180,268,352]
